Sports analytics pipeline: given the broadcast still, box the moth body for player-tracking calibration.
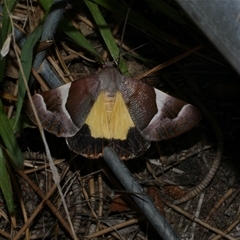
[26,65,201,159]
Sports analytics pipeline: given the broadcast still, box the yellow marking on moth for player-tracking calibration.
[85,91,135,140]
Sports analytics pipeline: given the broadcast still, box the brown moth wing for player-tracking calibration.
[141,88,202,141]
[66,124,150,159]
[121,76,158,130]
[121,76,201,141]
[26,65,201,159]
[25,75,101,137]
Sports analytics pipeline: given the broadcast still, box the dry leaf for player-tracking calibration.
[109,195,130,213]
[147,186,165,215]
[164,185,186,200]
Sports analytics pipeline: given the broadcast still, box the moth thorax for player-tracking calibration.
[104,92,116,121]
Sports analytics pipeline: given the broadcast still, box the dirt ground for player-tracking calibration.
[1,0,240,239]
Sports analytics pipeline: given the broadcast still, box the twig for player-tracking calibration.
[98,173,103,217]
[190,193,205,240]
[164,200,237,240]
[103,147,180,240]
[210,207,240,240]
[205,188,234,222]
[136,45,202,80]
[177,199,192,232]
[84,217,144,239]
[15,170,80,240]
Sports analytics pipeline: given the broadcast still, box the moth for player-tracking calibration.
[25,64,201,160]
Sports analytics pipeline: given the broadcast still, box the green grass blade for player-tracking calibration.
[91,0,176,45]
[0,148,14,214]
[0,100,24,169]
[84,0,128,74]
[37,0,99,60]
[14,25,43,127]
[10,116,31,133]
[0,0,18,81]
[59,17,100,60]
[37,0,54,12]
[145,0,190,26]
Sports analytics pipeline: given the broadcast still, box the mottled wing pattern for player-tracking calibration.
[121,76,201,141]
[121,76,158,130]
[66,124,150,160]
[141,88,201,141]
[26,66,201,159]
[25,75,101,138]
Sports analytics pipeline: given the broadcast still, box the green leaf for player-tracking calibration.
[0,100,24,169]
[84,0,128,74]
[14,25,43,128]
[91,0,176,46]
[10,116,31,133]
[0,0,18,81]
[59,17,100,60]
[37,0,99,59]
[145,0,190,26]
[0,148,14,214]
[37,0,54,12]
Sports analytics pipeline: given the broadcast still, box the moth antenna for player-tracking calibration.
[118,8,130,61]
[110,8,131,68]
